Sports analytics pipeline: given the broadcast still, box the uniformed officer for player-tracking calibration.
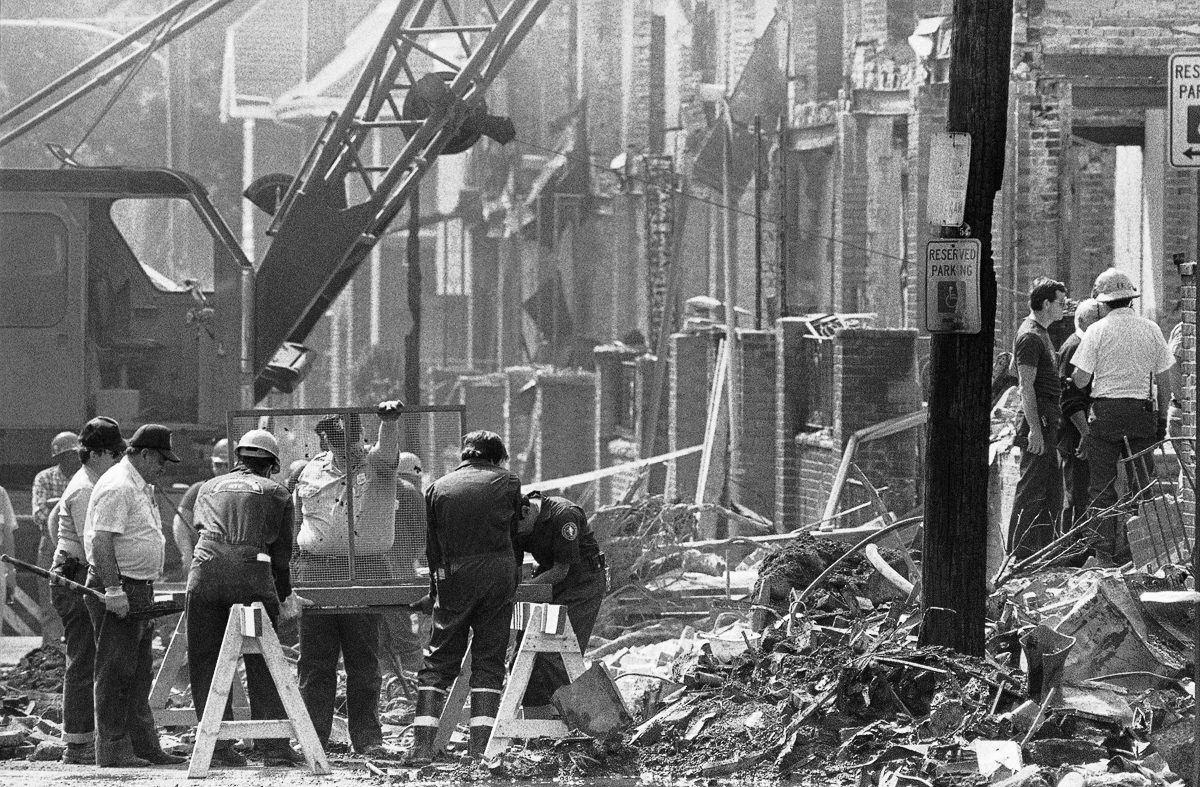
[515,491,607,714]
[409,430,522,764]
[187,429,310,767]
[1072,268,1178,563]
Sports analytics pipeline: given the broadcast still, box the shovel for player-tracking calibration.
[550,662,634,738]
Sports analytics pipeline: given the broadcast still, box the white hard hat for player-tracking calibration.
[235,429,279,462]
[51,431,80,457]
[1092,268,1140,303]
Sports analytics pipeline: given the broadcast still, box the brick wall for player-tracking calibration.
[594,344,642,505]
[666,330,717,502]
[1181,262,1197,527]
[907,84,949,330]
[534,370,596,486]
[835,328,922,516]
[734,329,777,520]
[834,112,869,312]
[775,318,808,530]
[635,353,670,493]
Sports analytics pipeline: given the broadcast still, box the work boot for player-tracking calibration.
[406,685,446,766]
[62,742,95,765]
[468,688,501,759]
[210,743,248,767]
[258,742,306,767]
[96,737,151,768]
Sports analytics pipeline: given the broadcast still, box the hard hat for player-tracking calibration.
[50,431,81,458]
[1092,268,1140,303]
[235,429,280,462]
[398,452,422,475]
[1073,298,1105,332]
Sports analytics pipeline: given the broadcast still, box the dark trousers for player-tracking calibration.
[186,545,286,751]
[523,569,607,707]
[1085,398,1157,564]
[37,532,64,644]
[418,554,516,693]
[51,582,95,744]
[84,573,162,761]
[298,611,382,750]
[1008,409,1063,560]
[1058,426,1090,528]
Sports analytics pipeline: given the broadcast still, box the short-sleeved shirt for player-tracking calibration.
[424,460,522,568]
[53,464,103,562]
[1073,307,1175,399]
[1013,316,1060,406]
[83,456,165,581]
[295,448,398,555]
[193,466,294,599]
[32,465,69,530]
[0,486,15,538]
[517,496,600,585]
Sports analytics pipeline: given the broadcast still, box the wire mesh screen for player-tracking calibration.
[227,406,464,589]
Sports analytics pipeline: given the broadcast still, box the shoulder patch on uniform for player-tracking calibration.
[561,522,578,541]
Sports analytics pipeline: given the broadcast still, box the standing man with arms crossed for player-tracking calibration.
[187,429,309,767]
[32,431,81,644]
[515,491,607,716]
[409,431,522,764]
[1072,268,1178,565]
[50,417,125,765]
[294,402,402,757]
[1007,276,1067,559]
[83,424,186,767]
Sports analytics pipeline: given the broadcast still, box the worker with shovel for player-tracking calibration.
[82,424,187,767]
[187,429,311,767]
[515,491,607,716]
[49,416,126,765]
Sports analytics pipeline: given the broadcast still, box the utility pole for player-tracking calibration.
[404,189,422,406]
[919,0,1013,655]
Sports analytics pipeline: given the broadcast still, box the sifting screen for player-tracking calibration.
[226,406,465,587]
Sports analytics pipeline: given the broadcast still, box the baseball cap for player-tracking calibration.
[129,424,181,463]
[50,431,80,458]
[79,417,125,452]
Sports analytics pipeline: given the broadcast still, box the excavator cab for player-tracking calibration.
[0,166,247,481]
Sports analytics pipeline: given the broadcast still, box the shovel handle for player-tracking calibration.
[0,553,105,599]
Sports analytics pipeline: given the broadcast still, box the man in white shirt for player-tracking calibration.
[83,424,185,767]
[1072,268,1178,564]
[293,402,402,757]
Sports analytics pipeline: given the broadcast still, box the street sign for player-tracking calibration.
[1169,52,1200,168]
[925,238,982,334]
[926,132,971,225]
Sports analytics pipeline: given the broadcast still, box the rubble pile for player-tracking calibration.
[587,561,1198,786]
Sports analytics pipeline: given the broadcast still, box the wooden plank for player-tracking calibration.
[2,605,36,636]
[214,720,295,738]
[149,610,189,723]
[434,649,472,753]
[491,718,568,737]
[188,611,244,778]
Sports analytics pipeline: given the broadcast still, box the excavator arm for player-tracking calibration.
[252,0,552,401]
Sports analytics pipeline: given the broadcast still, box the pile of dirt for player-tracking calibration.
[4,646,64,694]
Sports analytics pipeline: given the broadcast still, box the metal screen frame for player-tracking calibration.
[226,404,465,610]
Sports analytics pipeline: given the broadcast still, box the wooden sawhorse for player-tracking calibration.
[188,603,329,777]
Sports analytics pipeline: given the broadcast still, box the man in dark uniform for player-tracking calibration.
[515,491,607,714]
[409,431,522,764]
[187,429,310,767]
[1007,276,1067,559]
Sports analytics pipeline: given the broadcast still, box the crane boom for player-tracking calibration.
[252,0,552,400]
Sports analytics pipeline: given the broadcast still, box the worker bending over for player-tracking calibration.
[515,491,607,714]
